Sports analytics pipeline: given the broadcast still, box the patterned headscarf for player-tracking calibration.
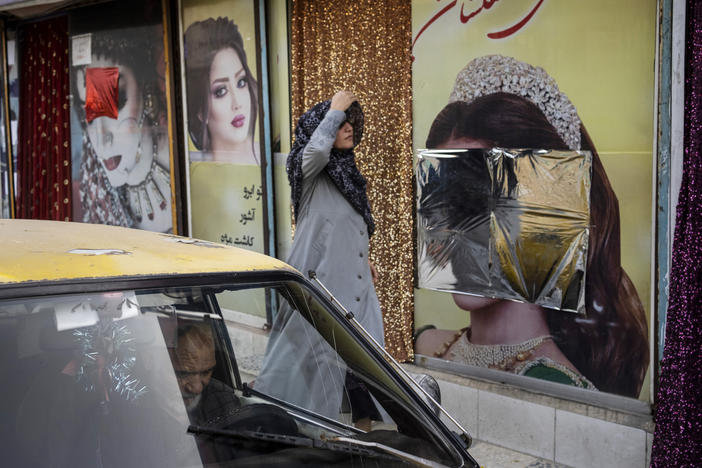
[287,100,375,236]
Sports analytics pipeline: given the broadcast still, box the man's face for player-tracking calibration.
[170,332,216,411]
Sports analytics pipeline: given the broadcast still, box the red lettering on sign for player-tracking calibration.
[411,0,457,53]
[412,0,545,59]
[459,3,481,23]
[487,0,544,39]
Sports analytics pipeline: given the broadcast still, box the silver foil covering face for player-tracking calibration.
[416,149,592,313]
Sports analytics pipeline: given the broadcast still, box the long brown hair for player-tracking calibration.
[426,94,649,397]
[184,17,258,152]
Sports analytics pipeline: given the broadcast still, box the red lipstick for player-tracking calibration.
[103,155,122,171]
[232,114,246,128]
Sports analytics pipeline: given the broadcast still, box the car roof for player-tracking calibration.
[0,219,295,285]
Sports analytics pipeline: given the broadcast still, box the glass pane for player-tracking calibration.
[0,290,205,467]
[1,283,460,467]
[414,148,650,400]
[245,282,460,466]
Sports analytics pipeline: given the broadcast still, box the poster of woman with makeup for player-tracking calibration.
[182,0,267,318]
[182,1,265,255]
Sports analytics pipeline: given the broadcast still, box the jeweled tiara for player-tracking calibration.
[448,55,582,151]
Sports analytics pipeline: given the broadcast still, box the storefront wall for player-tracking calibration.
[0,1,679,465]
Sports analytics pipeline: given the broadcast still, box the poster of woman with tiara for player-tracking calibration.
[411,0,656,401]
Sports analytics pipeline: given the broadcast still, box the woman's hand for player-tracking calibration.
[369,260,378,284]
[330,90,357,112]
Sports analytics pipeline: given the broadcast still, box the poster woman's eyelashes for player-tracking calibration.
[211,82,228,98]
[210,70,247,99]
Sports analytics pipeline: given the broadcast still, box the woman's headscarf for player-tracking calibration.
[287,100,375,236]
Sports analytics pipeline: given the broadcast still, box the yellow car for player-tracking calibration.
[0,220,478,468]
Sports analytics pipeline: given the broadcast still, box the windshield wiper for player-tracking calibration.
[188,425,449,468]
[241,383,358,434]
[187,425,398,463]
[331,436,449,468]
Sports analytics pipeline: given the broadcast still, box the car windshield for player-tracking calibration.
[0,278,461,467]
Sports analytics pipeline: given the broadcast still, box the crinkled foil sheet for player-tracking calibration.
[416,149,592,313]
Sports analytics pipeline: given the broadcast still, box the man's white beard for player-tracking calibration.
[184,393,202,412]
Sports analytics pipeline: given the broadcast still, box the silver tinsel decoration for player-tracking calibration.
[73,321,148,401]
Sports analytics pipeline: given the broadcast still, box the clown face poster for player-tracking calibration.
[69,0,174,233]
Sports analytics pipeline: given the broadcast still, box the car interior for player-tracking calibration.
[0,284,459,467]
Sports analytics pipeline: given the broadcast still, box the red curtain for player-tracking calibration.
[16,17,71,220]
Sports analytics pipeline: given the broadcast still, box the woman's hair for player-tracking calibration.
[426,93,649,397]
[184,17,258,151]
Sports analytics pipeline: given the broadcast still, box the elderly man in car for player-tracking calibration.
[167,321,241,425]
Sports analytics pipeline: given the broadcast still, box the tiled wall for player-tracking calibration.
[429,370,653,468]
[224,317,653,468]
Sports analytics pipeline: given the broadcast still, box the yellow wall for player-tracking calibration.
[267,0,292,155]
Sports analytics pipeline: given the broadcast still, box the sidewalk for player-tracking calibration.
[469,441,570,468]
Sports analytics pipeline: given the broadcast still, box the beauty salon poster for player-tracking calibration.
[411,0,656,400]
[182,0,267,318]
[69,0,174,233]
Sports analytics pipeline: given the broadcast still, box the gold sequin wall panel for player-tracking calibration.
[290,0,414,360]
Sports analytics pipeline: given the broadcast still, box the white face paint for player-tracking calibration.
[83,58,146,187]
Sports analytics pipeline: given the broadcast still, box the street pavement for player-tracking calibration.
[469,441,570,468]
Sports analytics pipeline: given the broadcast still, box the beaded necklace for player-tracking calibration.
[435,328,553,371]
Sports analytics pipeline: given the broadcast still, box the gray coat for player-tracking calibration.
[256,110,384,419]
[288,109,384,344]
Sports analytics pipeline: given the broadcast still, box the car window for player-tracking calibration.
[0,284,461,467]
[220,281,460,466]
[0,291,206,467]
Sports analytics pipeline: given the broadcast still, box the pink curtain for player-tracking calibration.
[650,1,702,466]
